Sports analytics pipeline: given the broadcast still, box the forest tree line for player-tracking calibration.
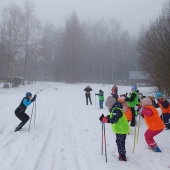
[0,0,170,96]
[0,1,139,85]
[137,0,170,96]
[0,0,169,94]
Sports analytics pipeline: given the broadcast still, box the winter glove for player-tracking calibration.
[107,115,110,119]
[99,114,104,121]
[125,92,128,98]
[102,117,109,123]
[99,114,109,123]
[31,95,37,102]
[106,115,110,123]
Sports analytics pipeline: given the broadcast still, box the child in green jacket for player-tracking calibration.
[99,96,130,161]
[95,89,104,109]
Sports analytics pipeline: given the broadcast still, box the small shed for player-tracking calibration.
[129,71,149,86]
[13,76,23,87]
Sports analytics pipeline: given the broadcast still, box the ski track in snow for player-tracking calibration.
[0,82,170,170]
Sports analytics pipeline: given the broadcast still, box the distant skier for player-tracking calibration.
[111,85,118,99]
[95,89,104,109]
[14,92,37,132]
[84,85,92,105]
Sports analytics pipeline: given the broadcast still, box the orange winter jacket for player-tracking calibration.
[124,107,132,121]
[158,100,170,114]
[144,106,164,130]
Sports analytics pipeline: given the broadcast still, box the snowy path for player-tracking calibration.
[0,82,170,170]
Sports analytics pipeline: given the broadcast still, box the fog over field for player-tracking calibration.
[0,0,167,35]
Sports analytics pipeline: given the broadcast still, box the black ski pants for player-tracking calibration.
[116,134,127,155]
[129,107,136,127]
[85,93,92,105]
[160,113,170,128]
[15,111,30,129]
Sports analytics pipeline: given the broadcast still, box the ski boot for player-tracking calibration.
[119,154,127,161]
[152,145,161,152]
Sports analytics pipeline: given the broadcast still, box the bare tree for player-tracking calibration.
[0,3,22,82]
[63,11,86,83]
[137,0,170,96]
[40,22,57,81]
[21,0,40,85]
[0,2,141,85]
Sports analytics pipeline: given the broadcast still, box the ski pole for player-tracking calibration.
[101,122,103,155]
[136,114,141,143]
[161,114,166,131]
[132,124,137,153]
[35,90,43,95]
[34,100,36,126]
[95,95,96,107]
[28,101,35,132]
[103,123,107,162]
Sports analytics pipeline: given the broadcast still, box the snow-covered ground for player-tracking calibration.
[0,82,169,170]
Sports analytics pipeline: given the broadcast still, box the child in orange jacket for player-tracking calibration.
[153,92,170,129]
[140,98,164,152]
[118,96,132,122]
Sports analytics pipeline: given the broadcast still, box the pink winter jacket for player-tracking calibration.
[141,107,153,117]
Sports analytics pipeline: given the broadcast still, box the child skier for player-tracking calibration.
[153,92,170,129]
[140,98,164,152]
[95,89,104,109]
[118,96,132,122]
[99,96,130,161]
[14,92,37,132]
[125,85,139,127]
[111,85,118,99]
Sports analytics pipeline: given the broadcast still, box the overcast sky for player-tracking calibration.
[0,0,167,36]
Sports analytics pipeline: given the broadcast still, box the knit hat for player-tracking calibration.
[26,92,32,97]
[118,96,125,103]
[155,92,162,99]
[141,98,152,107]
[131,85,137,91]
[105,96,115,107]
[99,89,103,93]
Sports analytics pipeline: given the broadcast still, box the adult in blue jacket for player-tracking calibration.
[14,92,36,132]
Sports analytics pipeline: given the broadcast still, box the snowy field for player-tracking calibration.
[0,82,169,170]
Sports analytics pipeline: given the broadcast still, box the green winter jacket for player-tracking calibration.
[127,91,138,107]
[96,92,104,101]
[110,108,130,134]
